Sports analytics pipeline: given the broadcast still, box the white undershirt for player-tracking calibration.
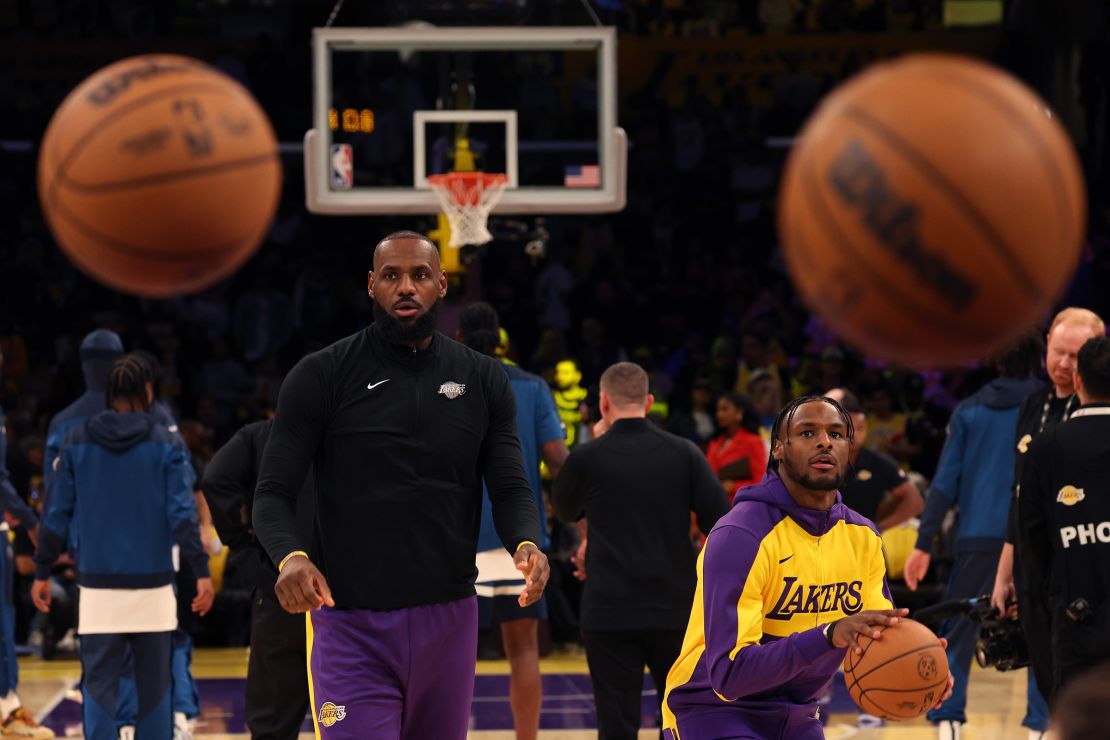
[475,548,524,597]
[78,585,177,635]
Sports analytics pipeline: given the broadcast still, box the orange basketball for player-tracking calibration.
[843,618,949,721]
[37,54,281,297]
[778,54,1085,368]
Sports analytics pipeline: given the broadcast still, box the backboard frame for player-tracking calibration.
[305,25,626,215]
[412,109,519,189]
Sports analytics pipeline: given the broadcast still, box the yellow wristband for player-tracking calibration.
[278,550,309,572]
[515,540,537,554]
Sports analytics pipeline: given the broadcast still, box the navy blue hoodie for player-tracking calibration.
[35,410,209,586]
[917,376,1042,551]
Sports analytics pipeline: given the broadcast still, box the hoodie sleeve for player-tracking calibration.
[254,356,328,568]
[42,421,62,504]
[702,525,844,700]
[165,442,210,579]
[0,409,37,527]
[35,446,76,579]
[915,408,967,550]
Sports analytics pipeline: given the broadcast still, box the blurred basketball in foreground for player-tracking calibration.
[38,54,281,297]
[779,54,1085,368]
[843,618,949,720]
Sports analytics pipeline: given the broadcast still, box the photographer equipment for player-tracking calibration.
[913,595,1029,672]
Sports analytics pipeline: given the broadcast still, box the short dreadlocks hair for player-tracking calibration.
[767,395,855,472]
[107,354,152,412]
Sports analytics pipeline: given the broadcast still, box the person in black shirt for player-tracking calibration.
[994,307,1104,698]
[825,388,922,529]
[203,417,312,740]
[253,231,547,740]
[552,362,729,740]
[1019,335,1110,697]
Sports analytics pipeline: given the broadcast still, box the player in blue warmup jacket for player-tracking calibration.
[33,355,214,740]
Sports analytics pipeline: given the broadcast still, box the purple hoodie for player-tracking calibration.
[663,470,893,735]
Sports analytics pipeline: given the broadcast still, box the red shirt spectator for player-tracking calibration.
[705,392,767,503]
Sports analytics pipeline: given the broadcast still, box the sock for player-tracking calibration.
[174,711,187,727]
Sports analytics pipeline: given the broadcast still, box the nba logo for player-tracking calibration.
[330,144,353,190]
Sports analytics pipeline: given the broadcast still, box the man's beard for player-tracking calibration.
[780,456,844,491]
[373,299,441,344]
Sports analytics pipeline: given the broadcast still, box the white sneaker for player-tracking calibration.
[118,726,134,740]
[857,712,885,728]
[54,630,77,653]
[938,720,961,740]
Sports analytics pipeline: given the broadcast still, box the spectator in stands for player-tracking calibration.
[705,392,767,502]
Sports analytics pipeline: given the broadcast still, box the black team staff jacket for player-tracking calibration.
[1018,404,1110,694]
[253,324,542,611]
[202,419,314,598]
[551,418,730,631]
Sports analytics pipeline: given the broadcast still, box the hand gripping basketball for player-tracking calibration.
[831,608,910,654]
[275,555,335,614]
[839,614,956,718]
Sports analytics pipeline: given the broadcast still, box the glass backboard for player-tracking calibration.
[305,26,626,215]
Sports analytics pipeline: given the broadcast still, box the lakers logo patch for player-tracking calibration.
[1017,434,1032,454]
[856,469,872,482]
[318,702,346,727]
[438,381,466,400]
[1057,486,1085,506]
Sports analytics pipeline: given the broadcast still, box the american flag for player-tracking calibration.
[564,164,601,188]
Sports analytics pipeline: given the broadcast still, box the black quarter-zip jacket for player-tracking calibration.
[253,323,541,610]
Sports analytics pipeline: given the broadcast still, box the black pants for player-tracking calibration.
[1019,593,1056,702]
[581,628,685,740]
[246,589,310,739]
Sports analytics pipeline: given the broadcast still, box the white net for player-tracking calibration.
[428,173,508,248]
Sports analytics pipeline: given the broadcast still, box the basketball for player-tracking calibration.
[37,54,281,297]
[843,618,949,721]
[778,54,1085,368]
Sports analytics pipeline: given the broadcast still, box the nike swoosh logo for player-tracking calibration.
[367,379,390,390]
[778,554,794,564]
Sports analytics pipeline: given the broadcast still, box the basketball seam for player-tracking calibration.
[59,152,278,192]
[906,66,1078,267]
[855,675,949,720]
[49,190,263,260]
[857,678,949,695]
[840,102,1040,298]
[799,150,998,340]
[843,630,879,687]
[51,81,252,185]
[858,691,899,720]
[844,643,945,689]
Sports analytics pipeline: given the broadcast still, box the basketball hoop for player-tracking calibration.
[427,172,508,248]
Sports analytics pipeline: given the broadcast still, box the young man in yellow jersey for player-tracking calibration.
[663,396,952,739]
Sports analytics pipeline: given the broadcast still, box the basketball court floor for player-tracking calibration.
[14,647,1035,739]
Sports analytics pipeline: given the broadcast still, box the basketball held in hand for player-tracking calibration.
[37,54,282,297]
[778,54,1085,368]
[843,617,950,720]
